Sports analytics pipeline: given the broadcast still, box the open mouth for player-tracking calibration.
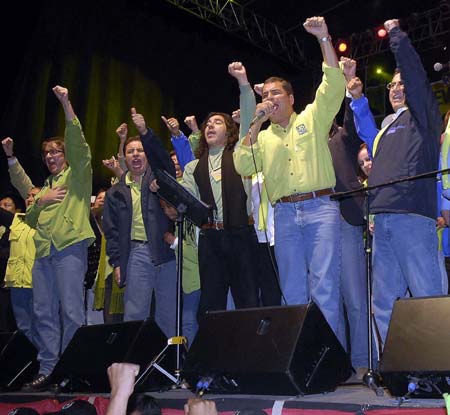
[392,91,404,100]
[47,161,57,171]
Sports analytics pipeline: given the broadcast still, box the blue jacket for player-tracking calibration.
[171,131,195,170]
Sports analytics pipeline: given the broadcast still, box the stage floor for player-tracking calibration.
[0,382,448,415]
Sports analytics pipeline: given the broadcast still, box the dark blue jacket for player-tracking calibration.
[352,27,440,219]
[103,128,175,287]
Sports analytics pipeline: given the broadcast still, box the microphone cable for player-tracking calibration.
[247,127,287,306]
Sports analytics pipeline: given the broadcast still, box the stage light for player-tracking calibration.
[376,67,383,74]
[337,40,348,54]
[376,26,387,39]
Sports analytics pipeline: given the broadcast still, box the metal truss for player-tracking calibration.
[164,0,308,69]
[348,4,450,62]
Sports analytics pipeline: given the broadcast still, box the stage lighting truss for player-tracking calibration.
[349,4,450,61]
[165,1,449,68]
[164,0,309,69]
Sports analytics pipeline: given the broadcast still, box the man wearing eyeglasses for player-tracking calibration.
[22,86,95,391]
[348,19,443,349]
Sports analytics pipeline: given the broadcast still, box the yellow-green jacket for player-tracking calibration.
[5,213,35,288]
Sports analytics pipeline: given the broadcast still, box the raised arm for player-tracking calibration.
[2,137,35,199]
[184,116,201,154]
[303,16,339,68]
[162,115,195,169]
[340,58,362,147]
[303,17,345,140]
[131,107,176,177]
[52,85,75,121]
[102,156,124,179]
[106,363,140,415]
[386,19,441,138]
[116,123,128,172]
[228,61,256,136]
[348,77,379,154]
[52,85,91,178]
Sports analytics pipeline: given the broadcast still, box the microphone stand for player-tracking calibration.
[331,167,450,397]
[135,170,211,389]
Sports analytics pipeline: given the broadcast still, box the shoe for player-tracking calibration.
[355,367,369,381]
[344,367,369,384]
[22,374,53,392]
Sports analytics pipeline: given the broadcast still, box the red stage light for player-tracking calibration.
[376,27,387,39]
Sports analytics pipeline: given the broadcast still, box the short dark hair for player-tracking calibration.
[263,76,293,96]
[123,136,142,153]
[95,188,108,197]
[0,195,19,211]
[126,394,161,415]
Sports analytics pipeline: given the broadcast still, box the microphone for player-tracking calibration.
[433,61,450,72]
[249,110,267,127]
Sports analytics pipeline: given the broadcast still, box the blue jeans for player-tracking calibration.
[32,241,87,375]
[337,220,368,368]
[10,287,36,347]
[438,250,449,294]
[182,289,200,348]
[125,242,177,338]
[274,196,341,333]
[372,213,444,346]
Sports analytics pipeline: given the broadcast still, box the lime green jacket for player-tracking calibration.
[26,118,95,258]
[4,214,35,288]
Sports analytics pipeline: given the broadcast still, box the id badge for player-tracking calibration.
[210,167,222,182]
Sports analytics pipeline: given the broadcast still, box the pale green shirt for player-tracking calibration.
[125,172,148,241]
[182,147,224,221]
[233,64,346,203]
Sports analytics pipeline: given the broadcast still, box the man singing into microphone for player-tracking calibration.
[233,16,345,334]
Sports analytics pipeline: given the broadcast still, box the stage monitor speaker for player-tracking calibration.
[51,319,175,393]
[380,295,450,398]
[0,331,38,390]
[182,303,351,395]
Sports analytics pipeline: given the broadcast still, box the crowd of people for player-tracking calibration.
[1,16,449,393]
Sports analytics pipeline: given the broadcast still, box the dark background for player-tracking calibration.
[0,0,449,208]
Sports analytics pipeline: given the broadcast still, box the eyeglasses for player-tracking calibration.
[43,149,64,157]
[386,81,404,90]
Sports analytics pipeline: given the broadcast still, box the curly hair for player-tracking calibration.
[195,112,239,158]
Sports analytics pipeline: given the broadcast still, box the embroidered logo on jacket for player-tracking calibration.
[386,125,406,135]
[296,124,307,135]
